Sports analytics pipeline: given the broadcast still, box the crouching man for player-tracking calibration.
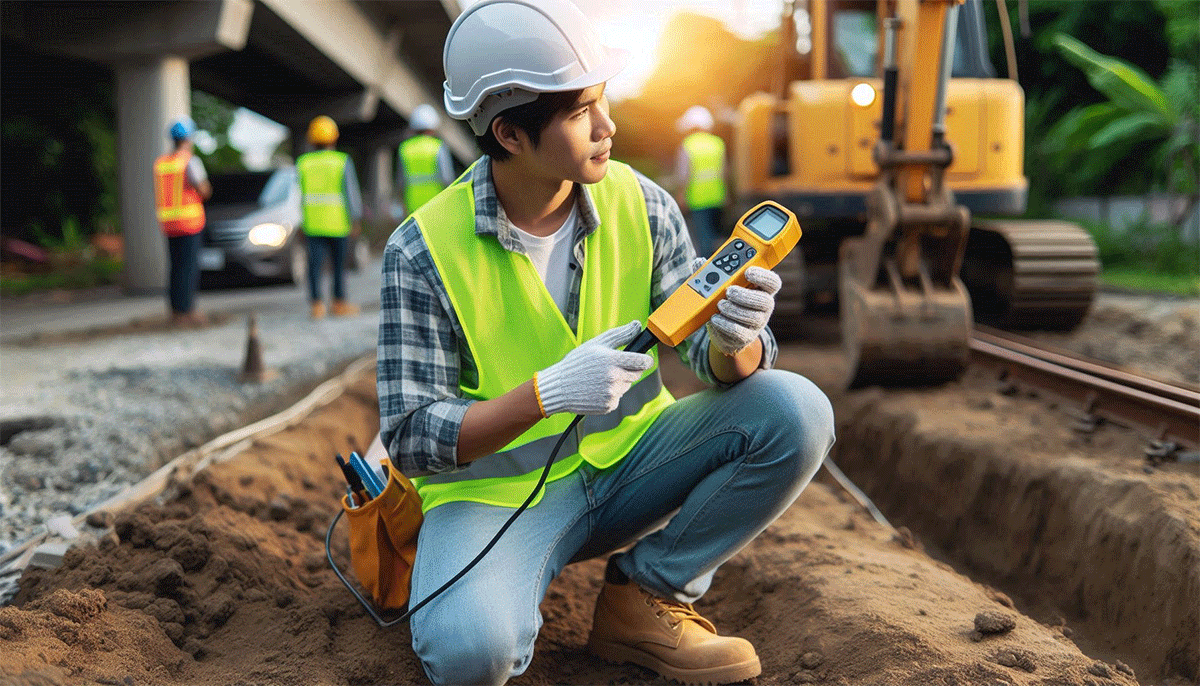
[376,1,835,683]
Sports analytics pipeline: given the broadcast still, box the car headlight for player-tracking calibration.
[248,223,288,248]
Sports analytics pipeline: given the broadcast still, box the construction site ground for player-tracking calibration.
[1,292,1196,686]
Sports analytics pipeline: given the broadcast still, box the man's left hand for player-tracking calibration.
[694,256,781,355]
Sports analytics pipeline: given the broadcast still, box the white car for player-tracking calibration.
[201,167,368,285]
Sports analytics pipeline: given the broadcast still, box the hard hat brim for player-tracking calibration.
[445,44,629,135]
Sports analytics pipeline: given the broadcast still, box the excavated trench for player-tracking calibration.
[2,338,1192,685]
[766,341,1199,685]
[826,379,1199,684]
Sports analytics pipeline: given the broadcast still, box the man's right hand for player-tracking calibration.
[533,321,653,417]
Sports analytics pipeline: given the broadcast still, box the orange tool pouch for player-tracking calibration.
[341,460,423,610]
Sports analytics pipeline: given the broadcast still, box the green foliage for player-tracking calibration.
[1082,218,1199,278]
[1099,268,1200,297]
[1155,0,1200,59]
[0,256,123,297]
[77,111,119,233]
[982,0,1174,203]
[1042,34,1198,211]
[192,90,246,173]
[1,41,117,247]
[33,216,88,254]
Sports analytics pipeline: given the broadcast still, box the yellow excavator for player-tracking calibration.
[735,0,1099,387]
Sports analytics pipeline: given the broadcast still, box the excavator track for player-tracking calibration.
[769,247,807,339]
[960,219,1100,331]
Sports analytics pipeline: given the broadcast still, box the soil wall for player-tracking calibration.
[830,385,1200,683]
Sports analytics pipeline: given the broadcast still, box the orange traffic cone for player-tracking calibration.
[240,314,277,383]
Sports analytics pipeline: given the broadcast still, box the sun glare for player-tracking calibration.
[587,0,784,101]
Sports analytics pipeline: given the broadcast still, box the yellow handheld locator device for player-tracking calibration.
[628,201,801,352]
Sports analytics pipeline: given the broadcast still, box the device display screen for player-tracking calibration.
[745,206,788,240]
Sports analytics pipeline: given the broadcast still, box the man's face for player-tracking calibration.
[522,84,615,185]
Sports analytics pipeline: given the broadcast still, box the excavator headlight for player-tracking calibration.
[851,83,876,107]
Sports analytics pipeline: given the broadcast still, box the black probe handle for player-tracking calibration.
[625,326,659,355]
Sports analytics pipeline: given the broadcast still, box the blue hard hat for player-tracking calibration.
[169,117,197,141]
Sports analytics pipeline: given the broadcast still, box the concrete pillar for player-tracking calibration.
[365,145,394,225]
[114,56,191,295]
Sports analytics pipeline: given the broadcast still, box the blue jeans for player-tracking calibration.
[166,232,202,314]
[688,206,725,256]
[306,234,348,302]
[409,369,835,685]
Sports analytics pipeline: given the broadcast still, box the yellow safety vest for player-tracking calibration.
[410,159,675,512]
[683,131,727,210]
[297,150,352,237]
[400,135,446,215]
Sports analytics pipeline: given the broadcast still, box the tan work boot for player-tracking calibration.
[587,580,761,684]
[310,301,326,320]
[331,299,359,317]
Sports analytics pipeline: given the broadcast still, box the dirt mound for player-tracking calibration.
[1,372,1144,685]
[0,587,183,684]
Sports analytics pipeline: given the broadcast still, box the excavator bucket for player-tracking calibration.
[840,238,972,388]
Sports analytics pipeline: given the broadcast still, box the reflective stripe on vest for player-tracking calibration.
[683,131,727,210]
[297,150,352,237]
[410,159,675,512]
[153,151,205,236]
[400,135,445,215]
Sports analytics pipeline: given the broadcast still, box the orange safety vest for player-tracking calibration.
[153,150,205,236]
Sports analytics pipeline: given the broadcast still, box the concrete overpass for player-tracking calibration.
[1,0,473,293]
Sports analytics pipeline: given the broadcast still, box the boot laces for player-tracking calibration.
[640,589,704,629]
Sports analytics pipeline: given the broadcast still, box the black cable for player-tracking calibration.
[326,325,659,627]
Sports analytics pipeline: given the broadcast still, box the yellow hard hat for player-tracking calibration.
[308,116,339,145]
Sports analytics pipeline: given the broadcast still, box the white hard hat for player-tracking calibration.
[410,104,442,132]
[677,106,715,133]
[442,0,629,136]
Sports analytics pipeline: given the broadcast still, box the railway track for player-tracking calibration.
[969,325,1200,457]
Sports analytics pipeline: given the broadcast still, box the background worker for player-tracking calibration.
[153,117,212,327]
[674,105,728,255]
[377,1,834,684]
[397,103,455,216]
[297,115,363,319]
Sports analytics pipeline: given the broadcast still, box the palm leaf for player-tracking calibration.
[1090,112,1165,149]
[1052,34,1175,125]
[1041,102,1121,154]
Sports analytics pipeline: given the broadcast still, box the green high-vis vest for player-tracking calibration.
[683,131,727,210]
[400,134,446,215]
[410,160,675,512]
[297,150,352,237]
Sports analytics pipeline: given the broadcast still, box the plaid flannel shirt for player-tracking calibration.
[377,156,779,475]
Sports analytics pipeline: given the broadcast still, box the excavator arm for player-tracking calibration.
[840,0,975,387]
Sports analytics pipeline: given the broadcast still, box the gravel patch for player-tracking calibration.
[0,309,379,553]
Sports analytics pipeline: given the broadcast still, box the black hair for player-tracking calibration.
[476,89,585,162]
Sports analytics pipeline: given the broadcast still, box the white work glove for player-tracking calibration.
[692,257,782,355]
[534,321,653,416]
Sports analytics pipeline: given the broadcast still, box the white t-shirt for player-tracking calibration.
[509,203,577,317]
